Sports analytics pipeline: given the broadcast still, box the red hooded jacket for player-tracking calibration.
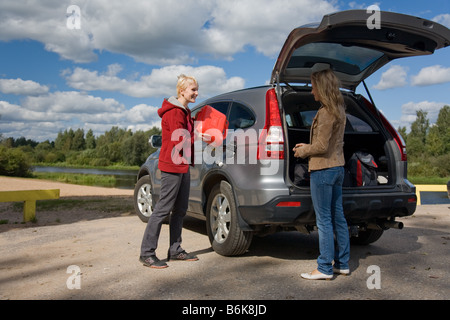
[157,97,194,173]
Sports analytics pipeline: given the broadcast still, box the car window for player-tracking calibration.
[228,102,256,130]
[286,109,317,129]
[287,42,384,75]
[210,101,230,116]
[345,114,373,132]
[192,101,230,119]
[287,109,373,132]
[298,110,317,129]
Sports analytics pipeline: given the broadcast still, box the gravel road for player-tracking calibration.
[0,176,449,303]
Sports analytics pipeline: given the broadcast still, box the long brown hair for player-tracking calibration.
[311,69,345,121]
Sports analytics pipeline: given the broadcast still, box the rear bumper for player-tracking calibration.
[238,191,417,226]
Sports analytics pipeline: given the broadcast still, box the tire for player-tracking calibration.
[206,182,253,256]
[351,229,384,245]
[134,175,153,223]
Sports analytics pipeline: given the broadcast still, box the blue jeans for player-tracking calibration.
[310,166,350,275]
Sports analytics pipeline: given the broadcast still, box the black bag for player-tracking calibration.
[345,151,378,187]
[294,163,310,186]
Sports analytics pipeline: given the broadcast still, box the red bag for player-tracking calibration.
[194,105,228,146]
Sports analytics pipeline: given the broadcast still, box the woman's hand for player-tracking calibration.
[293,143,306,158]
[194,129,212,142]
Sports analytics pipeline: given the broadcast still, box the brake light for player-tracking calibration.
[258,89,285,160]
[276,201,301,207]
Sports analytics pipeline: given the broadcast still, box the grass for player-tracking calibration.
[32,162,139,171]
[32,172,118,188]
[409,176,450,185]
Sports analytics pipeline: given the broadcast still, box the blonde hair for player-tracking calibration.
[176,74,198,97]
[311,69,345,120]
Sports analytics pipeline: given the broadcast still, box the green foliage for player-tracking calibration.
[1,126,161,176]
[0,145,32,177]
[33,172,117,187]
[406,105,450,179]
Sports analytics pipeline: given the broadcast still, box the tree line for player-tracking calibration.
[0,126,161,177]
[397,105,449,178]
[1,105,449,179]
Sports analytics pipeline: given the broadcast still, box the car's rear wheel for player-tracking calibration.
[351,229,384,245]
[134,175,153,223]
[206,181,252,256]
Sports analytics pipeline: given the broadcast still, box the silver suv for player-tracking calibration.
[134,10,450,256]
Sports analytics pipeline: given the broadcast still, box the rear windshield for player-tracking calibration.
[285,109,374,133]
[287,42,384,75]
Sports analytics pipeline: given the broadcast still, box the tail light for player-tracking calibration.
[258,89,285,160]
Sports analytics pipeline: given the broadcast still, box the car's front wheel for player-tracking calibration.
[134,175,153,223]
[206,181,253,256]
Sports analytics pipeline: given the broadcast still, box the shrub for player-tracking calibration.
[0,146,32,177]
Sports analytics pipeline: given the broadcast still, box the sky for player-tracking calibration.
[0,0,449,142]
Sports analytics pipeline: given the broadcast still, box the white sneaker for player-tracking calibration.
[333,267,350,275]
[301,270,333,280]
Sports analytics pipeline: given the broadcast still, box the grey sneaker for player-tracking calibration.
[139,255,168,269]
[168,250,199,261]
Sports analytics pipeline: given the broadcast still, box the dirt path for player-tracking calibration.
[0,176,134,229]
[0,176,133,197]
[1,176,449,302]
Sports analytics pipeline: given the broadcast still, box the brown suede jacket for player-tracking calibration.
[294,106,346,171]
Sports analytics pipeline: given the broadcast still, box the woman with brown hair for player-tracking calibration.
[294,68,350,280]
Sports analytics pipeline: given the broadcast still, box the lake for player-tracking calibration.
[33,166,138,189]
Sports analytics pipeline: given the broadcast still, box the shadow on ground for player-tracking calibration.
[0,195,134,232]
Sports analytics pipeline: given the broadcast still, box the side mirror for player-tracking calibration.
[149,135,162,148]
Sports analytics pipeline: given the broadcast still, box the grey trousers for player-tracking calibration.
[140,171,190,257]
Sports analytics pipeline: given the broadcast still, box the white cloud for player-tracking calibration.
[0,101,46,122]
[433,13,450,28]
[64,64,246,98]
[373,65,408,90]
[347,2,381,9]
[400,101,448,127]
[1,91,160,141]
[126,104,158,123]
[0,1,96,63]
[0,120,63,142]
[0,78,49,96]
[0,0,337,64]
[411,65,450,86]
[202,0,336,58]
[23,91,125,114]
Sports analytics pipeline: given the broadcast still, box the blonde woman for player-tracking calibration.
[294,68,350,280]
[140,74,199,269]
